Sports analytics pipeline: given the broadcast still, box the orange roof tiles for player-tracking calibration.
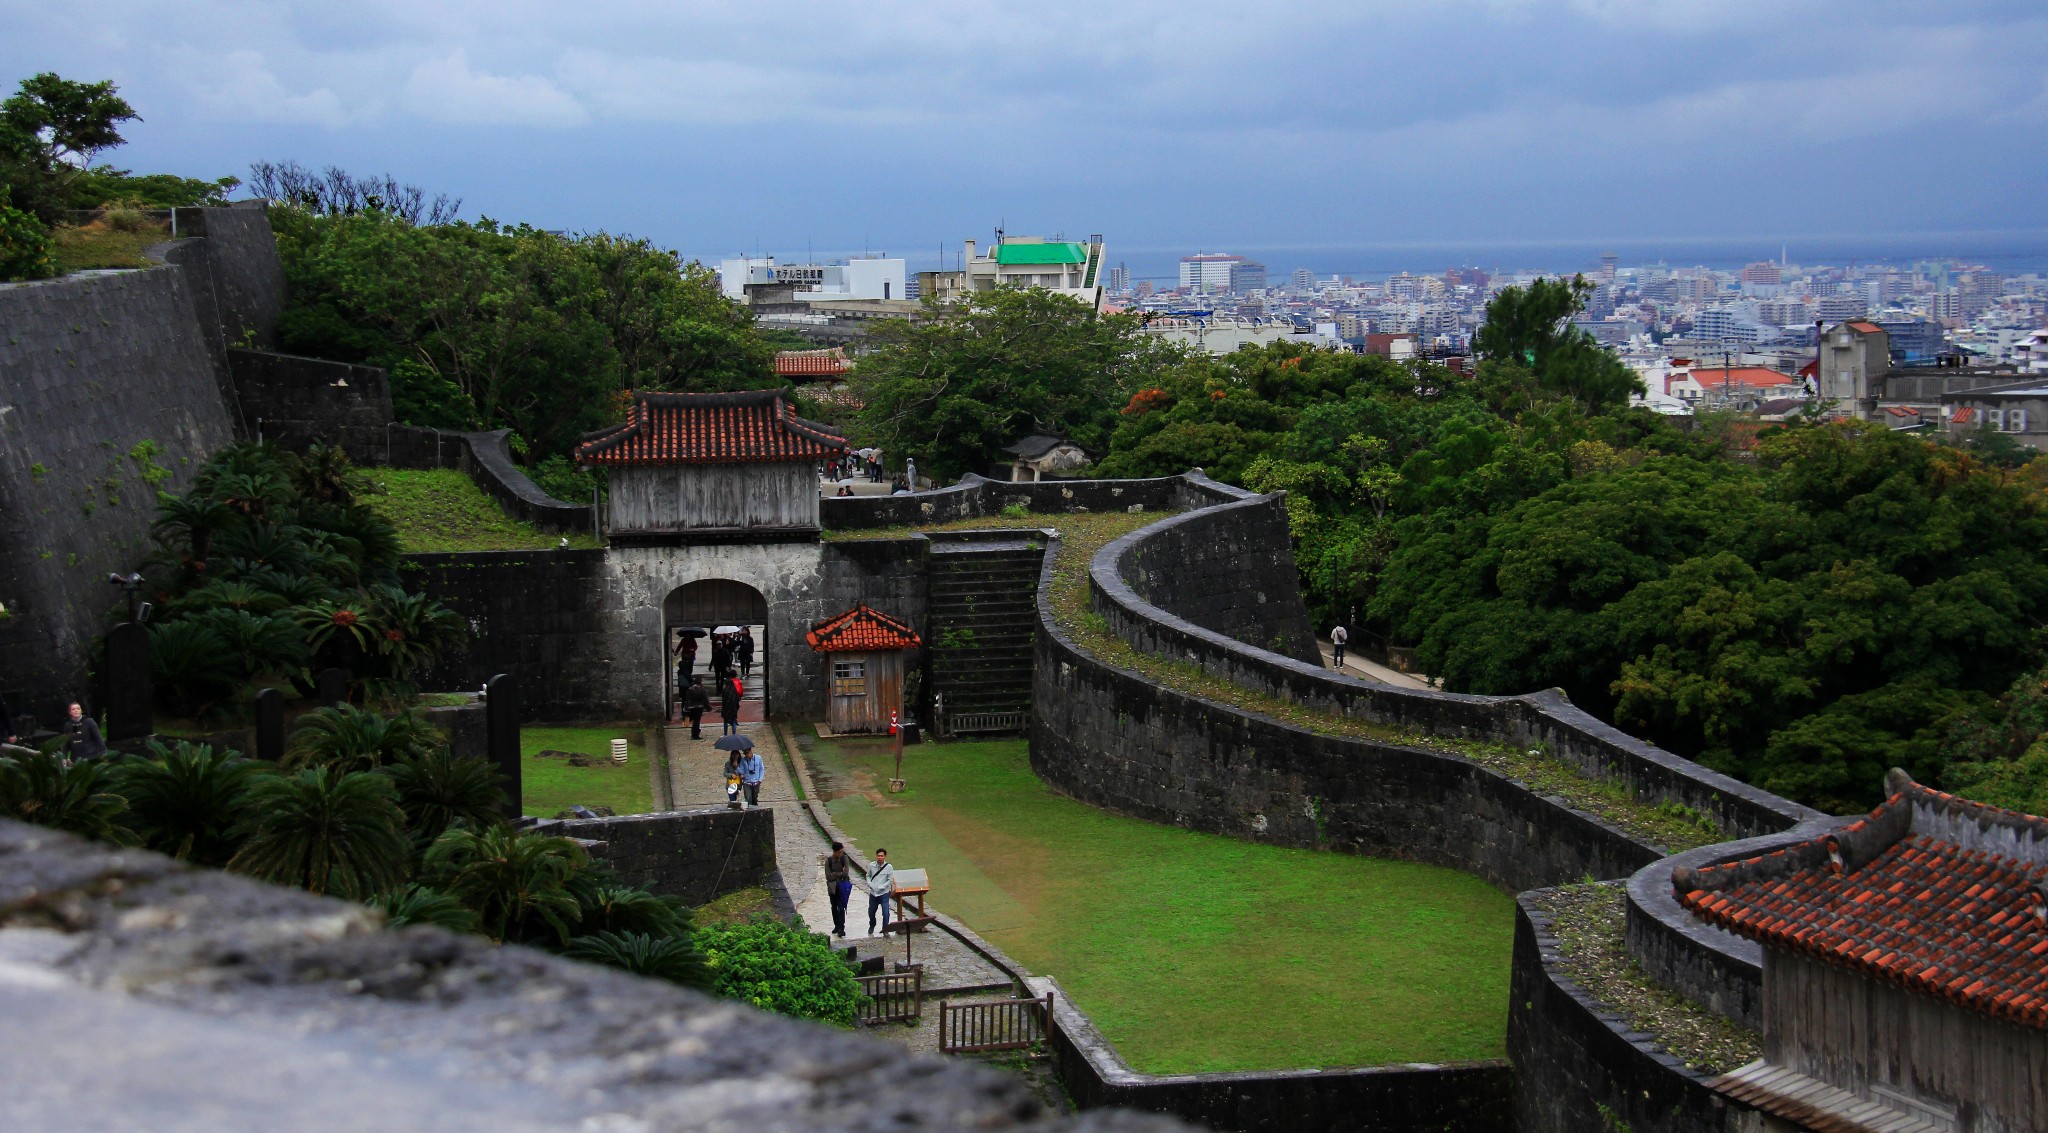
[1953,407,1977,425]
[576,389,848,466]
[1675,776,2048,1031]
[1689,366,1796,388]
[806,603,921,653]
[1848,321,1884,334]
[775,348,851,379]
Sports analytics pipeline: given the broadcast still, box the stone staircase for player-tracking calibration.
[926,537,1046,734]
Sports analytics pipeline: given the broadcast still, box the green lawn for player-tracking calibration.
[805,734,1514,1074]
[522,725,656,818]
[364,468,601,553]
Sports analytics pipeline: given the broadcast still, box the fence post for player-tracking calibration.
[938,999,947,1052]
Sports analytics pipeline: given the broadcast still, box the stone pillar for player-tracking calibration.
[255,687,285,763]
[485,672,522,819]
[103,622,152,742]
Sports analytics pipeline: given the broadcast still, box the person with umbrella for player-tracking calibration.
[718,673,741,735]
[719,738,746,808]
[715,733,763,807]
[673,629,700,687]
[736,627,755,681]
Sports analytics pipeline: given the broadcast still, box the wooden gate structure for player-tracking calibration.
[937,992,1055,1054]
[855,969,923,1026]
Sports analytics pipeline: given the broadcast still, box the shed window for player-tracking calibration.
[832,660,867,697]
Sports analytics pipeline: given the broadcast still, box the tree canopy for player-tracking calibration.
[850,288,1186,482]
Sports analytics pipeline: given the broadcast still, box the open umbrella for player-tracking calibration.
[713,734,754,751]
[713,625,742,635]
[675,627,707,638]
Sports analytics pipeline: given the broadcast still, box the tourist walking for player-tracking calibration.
[710,634,732,680]
[718,677,741,735]
[1330,624,1348,668]
[681,677,710,739]
[738,747,765,807]
[675,632,698,683]
[824,841,860,938]
[737,628,755,680]
[865,847,896,935]
[63,701,105,763]
[722,748,744,808]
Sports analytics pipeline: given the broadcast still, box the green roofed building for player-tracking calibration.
[921,234,1106,310]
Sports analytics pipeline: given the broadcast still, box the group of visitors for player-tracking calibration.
[673,626,754,739]
[0,694,107,764]
[823,842,896,939]
[722,744,765,807]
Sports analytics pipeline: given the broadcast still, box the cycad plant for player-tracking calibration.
[229,767,410,899]
[566,931,712,990]
[0,746,135,844]
[373,883,478,933]
[379,749,507,845]
[424,825,588,945]
[114,740,262,866]
[577,884,690,939]
[285,704,441,773]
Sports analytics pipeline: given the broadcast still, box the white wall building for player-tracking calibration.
[942,235,1107,310]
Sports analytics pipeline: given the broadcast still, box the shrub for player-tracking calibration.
[0,201,54,281]
[577,884,689,939]
[114,740,262,866]
[229,767,411,899]
[0,746,135,843]
[285,703,441,773]
[695,918,863,1025]
[373,883,478,933]
[423,825,588,945]
[378,749,506,845]
[568,930,712,990]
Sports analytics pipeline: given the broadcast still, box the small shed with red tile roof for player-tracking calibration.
[576,389,847,540]
[806,603,920,734]
[1675,771,2047,1130]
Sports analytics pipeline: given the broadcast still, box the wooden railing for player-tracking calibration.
[855,969,922,1026]
[938,992,1054,1054]
[946,710,1027,736]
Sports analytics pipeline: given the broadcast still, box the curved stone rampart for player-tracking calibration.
[1088,498,1819,843]
[1509,893,1760,1133]
[822,470,1242,531]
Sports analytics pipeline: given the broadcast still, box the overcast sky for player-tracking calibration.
[5,1,2045,268]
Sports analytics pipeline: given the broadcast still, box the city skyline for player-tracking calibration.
[4,1,2044,260]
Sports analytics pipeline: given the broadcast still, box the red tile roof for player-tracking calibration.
[1886,405,1922,418]
[805,604,921,653]
[1689,366,1796,388]
[1953,407,1977,424]
[775,348,851,379]
[1676,774,2048,1031]
[1848,321,1884,334]
[576,389,848,466]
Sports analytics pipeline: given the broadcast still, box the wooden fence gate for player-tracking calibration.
[855,970,922,1026]
[937,992,1055,1054]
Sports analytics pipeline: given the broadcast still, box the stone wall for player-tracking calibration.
[549,807,777,905]
[231,348,394,457]
[1116,494,1322,665]
[0,262,238,722]
[822,469,1241,531]
[403,550,613,719]
[1088,512,1818,844]
[1041,975,1514,1133]
[1509,894,1762,1133]
[0,819,1186,1133]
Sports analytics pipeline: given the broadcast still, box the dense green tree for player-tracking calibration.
[1472,275,1642,409]
[378,750,508,846]
[0,72,138,222]
[852,288,1185,482]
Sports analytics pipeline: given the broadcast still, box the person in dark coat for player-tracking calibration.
[64,702,105,763]
[710,635,732,680]
[718,677,741,736]
[681,677,711,740]
[736,628,755,680]
[824,841,862,938]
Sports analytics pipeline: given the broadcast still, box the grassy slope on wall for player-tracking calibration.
[365,468,600,553]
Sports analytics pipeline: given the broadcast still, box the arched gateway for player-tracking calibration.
[663,579,770,717]
[574,389,851,721]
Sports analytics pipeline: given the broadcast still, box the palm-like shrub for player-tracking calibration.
[0,747,135,844]
[577,885,689,939]
[423,825,588,945]
[114,740,262,866]
[285,704,440,773]
[193,607,308,679]
[373,883,478,933]
[367,585,465,681]
[567,931,712,990]
[150,493,235,565]
[379,749,506,844]
[229,767,410,898]
[147,620,236,718]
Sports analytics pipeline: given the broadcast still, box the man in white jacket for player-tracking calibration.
[865,847,896,936]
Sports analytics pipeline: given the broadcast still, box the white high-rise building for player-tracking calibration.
[1180,254,1241,294]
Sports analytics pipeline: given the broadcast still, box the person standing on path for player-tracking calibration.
[675,633,698,683]
[737,747,764,807]
[736,628,755,680]
[824,841,860,938]
[710,634,731,680]
[1330,624,1348,668]
[865,847,895,936]
[681,677,710,739]
[718,678,741,735]
[63,702,105,763]
[722,748,744,808]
